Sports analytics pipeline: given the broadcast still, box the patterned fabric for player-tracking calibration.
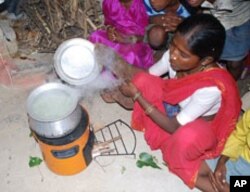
[143,0,191,18]
[131,68,241,188]
[143,0,165,16]
[163,102,180,117]
[88,0,154,69]
[201,0,250,30]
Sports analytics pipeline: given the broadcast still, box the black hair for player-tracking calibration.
[176,13,226,61]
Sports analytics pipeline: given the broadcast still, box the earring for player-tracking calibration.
[200,64,206,71]
[172,56,177,60]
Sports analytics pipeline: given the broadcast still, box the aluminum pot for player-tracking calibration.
[27,83,82,138]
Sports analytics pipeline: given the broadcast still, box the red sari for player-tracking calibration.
[131,68,241,188]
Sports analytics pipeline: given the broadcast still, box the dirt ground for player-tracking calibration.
[0,49,249,192]
[0,12,250,191]
[0,51,204,192]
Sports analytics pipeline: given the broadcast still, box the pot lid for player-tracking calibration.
[54,38,100,86]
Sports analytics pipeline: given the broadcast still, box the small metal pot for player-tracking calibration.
[27,83,82,138]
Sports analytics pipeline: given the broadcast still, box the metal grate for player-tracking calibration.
[91,119,136,158]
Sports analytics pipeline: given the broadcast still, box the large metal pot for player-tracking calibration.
[27,83,82,138]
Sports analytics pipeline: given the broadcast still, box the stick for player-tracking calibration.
[86,17,97,30]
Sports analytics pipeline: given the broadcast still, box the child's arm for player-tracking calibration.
[209,155,230,192]
[149,12,182,32]
[160,12,183,32]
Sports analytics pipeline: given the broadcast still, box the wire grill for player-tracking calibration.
[91,119,136,158]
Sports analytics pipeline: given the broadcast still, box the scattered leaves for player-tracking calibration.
[136,152,161,169]
[29,156,43,167]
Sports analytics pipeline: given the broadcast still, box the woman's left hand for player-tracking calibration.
[119,81,138,98]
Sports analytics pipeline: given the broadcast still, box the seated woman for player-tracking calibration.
[88,0,154,69]
[101,14,242,191]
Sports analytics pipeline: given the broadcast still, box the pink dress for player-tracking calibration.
[88,0,154,69]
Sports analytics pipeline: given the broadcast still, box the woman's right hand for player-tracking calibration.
[107,25,117,41]
[119,81,139,98]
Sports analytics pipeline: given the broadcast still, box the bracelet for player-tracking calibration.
[145,105,154,115]
[106,25,112,30]
[130,36,137,43]
[133,92,141,101]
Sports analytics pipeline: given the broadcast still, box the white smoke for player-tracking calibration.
[70,44,124,99]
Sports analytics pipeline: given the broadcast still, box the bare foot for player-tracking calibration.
[100,89,116,103]
[100,88,134,110]
[112,89,134,110]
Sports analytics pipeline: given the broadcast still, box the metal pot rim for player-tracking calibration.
[27,82,79,122]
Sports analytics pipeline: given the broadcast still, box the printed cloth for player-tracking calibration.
[143,0,191,17]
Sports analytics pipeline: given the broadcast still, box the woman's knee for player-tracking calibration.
[169,121,217,155]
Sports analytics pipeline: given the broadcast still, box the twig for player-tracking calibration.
[86,17,97,30]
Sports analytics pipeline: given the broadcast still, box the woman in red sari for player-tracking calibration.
[110,14,242,191]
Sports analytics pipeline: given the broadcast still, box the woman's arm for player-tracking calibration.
[135,91,181,133]
[119,81,181,133]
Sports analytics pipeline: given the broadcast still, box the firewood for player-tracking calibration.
[19,0,103,52]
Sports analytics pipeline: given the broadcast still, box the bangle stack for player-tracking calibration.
[130,36,137,43]
[106,25,112,30]
[145,105,154,115]
[133,92,141,101]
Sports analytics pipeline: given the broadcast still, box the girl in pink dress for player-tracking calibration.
[88,0,154,69]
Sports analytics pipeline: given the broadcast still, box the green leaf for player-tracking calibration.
[29,131,33,137]
[121,166,126,174]
[139,152,154,162]
[149,162,161,169]
[29,156,43,167]
[136,152,162,169]
[136,160,147,168]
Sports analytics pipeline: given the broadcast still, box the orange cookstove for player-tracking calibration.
[33,108,95,176]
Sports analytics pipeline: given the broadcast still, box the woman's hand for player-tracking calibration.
[107,26,117,41]
[119,80,139,98]
[107,26,126,43]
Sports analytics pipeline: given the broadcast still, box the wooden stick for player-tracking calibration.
[95,136,122,147]
[86,17,97,30]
